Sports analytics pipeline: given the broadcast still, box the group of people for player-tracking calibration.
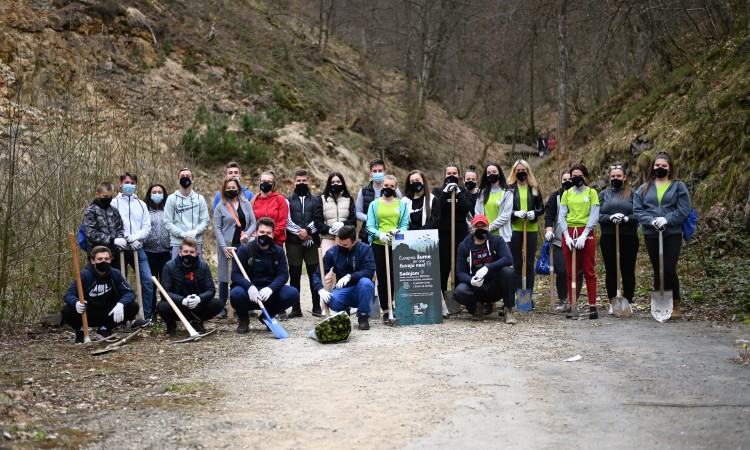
[61,152,692,343]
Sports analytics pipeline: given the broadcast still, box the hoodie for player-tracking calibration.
[112,193,152,241]
[456,232,513,285]
[63,263,135,310]
[163,189,210,246]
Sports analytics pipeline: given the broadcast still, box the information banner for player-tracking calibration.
[393,229,443,325]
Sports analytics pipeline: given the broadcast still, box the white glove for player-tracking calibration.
[564,234,575,250]
[575,231,589,249]
[652,217,668,228]
[126,235,138,243]
[545,231,554,241]
[329,222,344,235]
[471,276,484,287]
[610,213,624,224]
[389,228,400,236]
[513,210,527,218]
[319,289,332,305]
[379,233,391,244]
[475,266,489,280]
[184,230,197,240]
[129,239,143,250]
[443,183,458,193]
[258,287,273,301]
[335,274,352,289]
[75,301,86,314]
[109,303,124,323]
[303,239,314,247]
[247,286,259,303]
[526,211,536,221]
[114,238,127,250]
[182,294,200,309]
[489,224,498,232]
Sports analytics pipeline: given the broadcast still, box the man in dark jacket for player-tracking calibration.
[83,181,128,259]
[285,169,321,318]
[157,238,221,336]
[62,246,139,343]
[454,215,517,324]
[230,217,299,333]
[312,225,377,330]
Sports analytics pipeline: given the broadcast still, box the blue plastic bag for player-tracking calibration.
[682,209,698,241]
[535,241,550,275]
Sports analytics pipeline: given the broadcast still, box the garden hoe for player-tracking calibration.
[650,227,673,322]
[231,249,288,339]
[151,276,217,342]
[516,220,533,311]
[612,223,633,318]
[68,233,91,344]
[91,328,142,355]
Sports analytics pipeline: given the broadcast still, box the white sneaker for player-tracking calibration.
[608,304,614,315]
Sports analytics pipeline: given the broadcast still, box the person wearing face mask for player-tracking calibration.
[313,225,377,330]
[463,165,479,228]
[367,174,409,322]
[634,151,691,319]
[475,163,513,243]
[143,183,171,318]
[544,172,582,311]
[62,246,138,343]
[214,177,256,318]
[402,170,438,231]
[598,164,639,315]
[284,169,322,318]
[230,218,299,334]
[83,181,128,260]
[163,168,210,258]
[356,158,402,242]
[454,215,517,323]
[508,160,545,309]
[111,172,154,327]
[250,170,289,245]
[212,161,254,210]
[559,163,600,319]
[157,238,221,336]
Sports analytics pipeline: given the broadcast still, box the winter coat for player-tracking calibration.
[456,233,513,285]
[231,240,289,291]
[474,189,513,242]
[544,189,565,247]
[366,198,410,244]
[64,263,135,310]
[509,183,545,224]
[431,186,473,238]
[214,200,257,283]
[161,257,216,304]
[111,193,151,241]
[251,192,289,245]
[633,180,691,238]
[314,194,356,241]
[598,188,638,236]
[312,241,377,292]
[163,190,210,246]
[286,192,320,245]
[83,200,125,256]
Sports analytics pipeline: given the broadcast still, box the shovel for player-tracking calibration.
[68,233,91,344]
[151,276,217,343]
[231,248,289,339]
[317,247,332,317]
[650,228,673,322]
[566,244,579,319]
[612,223,632,318]
[383,241,399,326]
[516,220,533,311]
[133,249,145,320]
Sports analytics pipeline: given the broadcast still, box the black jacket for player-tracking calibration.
[431,186,473,238]
[286,192,320,245]
[161,257,215,304]
[509,184,544,224]
[231,240,289,291]
[64,263,135,310]
[598,188,638,236]
[456,233,513,284]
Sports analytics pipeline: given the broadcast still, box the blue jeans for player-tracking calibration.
[329,278,375,317]
[230,285,299,319]
[121,248,155,320]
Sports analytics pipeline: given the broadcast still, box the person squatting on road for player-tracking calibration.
[163,168,210,258]
[62,246,139,343]
[453,215,517,324]
[633,151,691,319]
[598,163,639,316]
[157,238,222,336]
[313,225,377,330]
[559,163,600,319]
[230,217,299,333]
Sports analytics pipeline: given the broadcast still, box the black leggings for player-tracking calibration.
[438,233,462,292]
[372,243,395,310]
[510,230,538,290]
[644,233,682,300]
[599,234,639,300]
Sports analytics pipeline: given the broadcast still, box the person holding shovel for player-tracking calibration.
[598,163,639,315]
[62,246,139,343]
[633,151,691,319]
[313,225,377,330]
[559,163,600,319]
[454,215,517,323]
[157,238,222,336]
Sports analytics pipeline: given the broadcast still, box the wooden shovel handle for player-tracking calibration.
[151,276,199,337]
[68,233,90,341]
[317,248,331,316]
[384,242,394,320]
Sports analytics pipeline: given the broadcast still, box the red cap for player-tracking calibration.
[471,214,489,226]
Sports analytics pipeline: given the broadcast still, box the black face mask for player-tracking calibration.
[259,182,273,193]
[294,184,309,196]
[445,175,459,185]
[257,234,272,247]
[338,245,351,254]
[611,179,624,190]
[654,167,669,179]
[411,182,424,193]
[330,184,343,195]
[562,180,574,191]
[487,174,500,184]
[97,198,113,208]
[572,176,585,187]
[382,187,395,198]
[464,181,477,191]
[474,228,489,240]
[94,261,110,273]
[179,177,192,189]
[516,172,528,182]
[225,190,238,199]
[181,254,197,266]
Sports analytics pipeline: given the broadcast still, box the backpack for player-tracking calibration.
[77,221,88,251]
[682,209,698,241]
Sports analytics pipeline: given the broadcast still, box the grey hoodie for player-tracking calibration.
[163,189,210,246]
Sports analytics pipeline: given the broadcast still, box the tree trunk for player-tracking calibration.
[556,0,569,155]
[529,21,537,145]
[747,0,750,64]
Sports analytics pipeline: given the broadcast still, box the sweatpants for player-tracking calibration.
[562,226,597,305]
[644,233,682,300]
[452,266,515,313]
[61,302,139,331]
[372,243,395,311]
[438,233,461,292]
[510,230,539,290]
[551,244,582,300]
[329,278,375,317]
[599,233,639,301]
[230,285,299,318]
[157,297,223,327]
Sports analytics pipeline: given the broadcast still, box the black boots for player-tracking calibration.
[358,313,370,330]
[237,316,250,334]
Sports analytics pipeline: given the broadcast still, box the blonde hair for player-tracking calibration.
[383,174,398,185]
[507,159,539,196]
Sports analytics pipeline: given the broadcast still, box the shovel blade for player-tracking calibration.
[612,296,632,318]
[650,290,673,323]
[516,289,533,311]
[261,308,289,339]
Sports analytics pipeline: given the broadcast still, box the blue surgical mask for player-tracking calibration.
[372,173,385,184]
[123,184,136,195]
[151,194,164,204]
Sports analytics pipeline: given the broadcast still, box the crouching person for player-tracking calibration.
[62,246,139,343]
[230,217,299,333]
[454,214,517,324]
[157,238,221,336]
[312,225,376,330]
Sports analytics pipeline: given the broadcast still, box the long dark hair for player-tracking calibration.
[643,151,676,194]
[322,172,351,200]
[145,183,167,211]
[569,163,590,187]
[441,162,461,187]
[609,163,632,199]
[404,170,430,220]
[479,163,508,204]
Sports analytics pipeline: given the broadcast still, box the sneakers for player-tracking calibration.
[497,306,506,317]
[131,318,152,329]
[505,308,518,324]
[383,313,390,324]
[556,301,571,313]
[165,322,177,336]
[74,329,85,344]
[287,309,303,319]
[311,308,325,317]
[215,308,227,320]
[237,317,250,334]
[470,309,483,321]
[589,305,598,320]
[190,320,205,333]
[671,299,681,319]
[95,326,112,340]
[608,303,614,315]
[358,314,370,330]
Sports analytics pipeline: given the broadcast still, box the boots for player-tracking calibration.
[672,299,681,319]
[505,307,518,324]
[358,313,370,330]
[237,316,250,334]
[288,304,303,319]
[589,305,598,319]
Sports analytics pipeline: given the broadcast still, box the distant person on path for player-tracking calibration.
[546,135,556,153]
[356,158,402,242]
[212,161,254,209]
[143,183,172,319]
[250,171,288,245]
[633,151,691,319]
[537,133,549,157]
[163,168,210,258]
[83,181,127,261]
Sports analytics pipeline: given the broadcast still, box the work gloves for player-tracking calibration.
[318,289,332,305]
[126,235,142,250]
[184,230,197,240]
[443,183,459,193]
[247,286,259,303]
[182,294,200,309]
[545,231,555,241]
[336,274,352,289]
[109,303,125,323]
[526,211,536,221]
[329,222,344,235]
[513,210,527,218]
[564,234,575,250]
[574,231,589,249]
[379,233,391,244]
[610,213,624,224]
[652,217,668,229]
[470,276,484,287]
[475,266,489,280]
[258,287,273,302]
[75,301,87,314]
[114,238,127,250]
